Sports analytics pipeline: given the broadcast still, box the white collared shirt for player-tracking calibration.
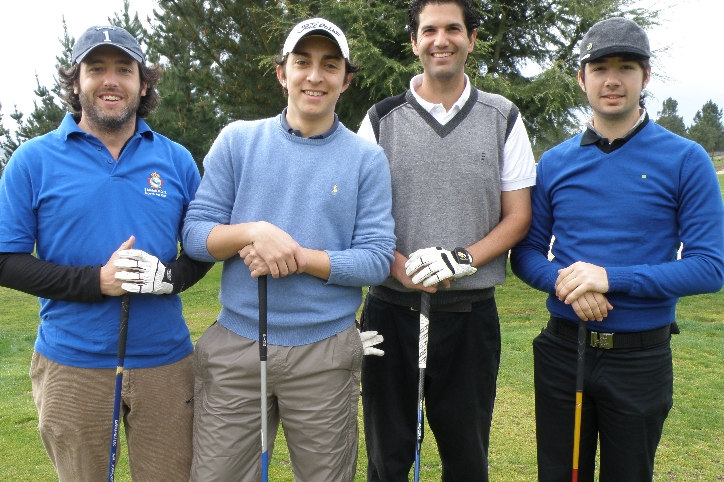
[408,73,472,126]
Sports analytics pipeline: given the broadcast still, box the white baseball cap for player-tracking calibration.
[282,18,350,61]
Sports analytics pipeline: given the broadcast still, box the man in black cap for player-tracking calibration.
[0,25,212,481]
[511,17,724,482]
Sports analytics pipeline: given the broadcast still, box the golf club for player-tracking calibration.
[414,291,431,482]
[572,319,587,482]
[107,293,130,482]
[258,275,269,482]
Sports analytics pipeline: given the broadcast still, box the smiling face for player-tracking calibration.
[411,2,476,84]
[74,45,146,135]
[578,55,650,128]
[276,35,351,137]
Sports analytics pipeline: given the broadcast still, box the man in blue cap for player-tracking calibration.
[512,17,724,482]
[0,25,212,481]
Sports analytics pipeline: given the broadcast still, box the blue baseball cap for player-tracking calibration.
[72,26,145,65]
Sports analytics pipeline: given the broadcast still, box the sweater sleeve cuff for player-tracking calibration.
[183,221,221,262]
[326,250,354,286]
[545,269,560,296]
[605,266,634,293]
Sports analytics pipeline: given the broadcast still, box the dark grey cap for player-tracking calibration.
[72,26,144,65]
[579,17,650,64]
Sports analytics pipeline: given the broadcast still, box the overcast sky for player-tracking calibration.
[1,0,721,134]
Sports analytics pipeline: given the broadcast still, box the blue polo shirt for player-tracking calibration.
[0,114,199,369]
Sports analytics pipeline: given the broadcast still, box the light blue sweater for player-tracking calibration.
[511,120,724,332]
[183,115,395,345]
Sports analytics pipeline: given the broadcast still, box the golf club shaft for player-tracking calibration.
[414,291,431,482]
[258,275,268,482]
[572,320,587,482]
[108,293,130,482]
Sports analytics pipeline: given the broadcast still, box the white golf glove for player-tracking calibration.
[405,247,477,287]
[360,330,384,356]
[114,249,173,295]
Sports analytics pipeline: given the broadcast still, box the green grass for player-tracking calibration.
[2,265,723,480]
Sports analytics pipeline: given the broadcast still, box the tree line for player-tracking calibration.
[655,98,724,154]
[2,0,720,177]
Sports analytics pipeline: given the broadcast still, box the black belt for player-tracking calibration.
[547,317,676,349]
[369,286,493,313]
[411,300,472,313]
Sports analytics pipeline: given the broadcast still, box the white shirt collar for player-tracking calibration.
[409,74,471,125]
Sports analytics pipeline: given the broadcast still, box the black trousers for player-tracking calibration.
[534,325,673,482]
[361,294,501,482]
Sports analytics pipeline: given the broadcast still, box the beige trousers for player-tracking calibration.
[30,351,194,482]
[190,322,362,482]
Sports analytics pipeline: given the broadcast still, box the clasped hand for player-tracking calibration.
[239,222,307,278]
[555,261,612,321]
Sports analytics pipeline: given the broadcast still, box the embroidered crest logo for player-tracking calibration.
[148,172,163,189]
[144,172,168,198]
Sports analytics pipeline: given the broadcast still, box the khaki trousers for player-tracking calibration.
[190,322,362,482]
[30,351,194,482]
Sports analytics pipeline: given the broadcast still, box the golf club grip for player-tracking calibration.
[258,275,267,361]
[576,320,587,390]
[118,293,130,358]
[418,292,430,368]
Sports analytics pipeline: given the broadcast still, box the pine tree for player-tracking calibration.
[688,100,724,154]
[655,97,687,137]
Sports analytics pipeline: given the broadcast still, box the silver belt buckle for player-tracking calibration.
[590,332,614,349]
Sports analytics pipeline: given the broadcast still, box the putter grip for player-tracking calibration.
[118,293,130,358]
[258,276,267,361]
[576,320,587,389]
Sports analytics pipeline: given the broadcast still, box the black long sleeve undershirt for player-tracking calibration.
[0,250,214,302]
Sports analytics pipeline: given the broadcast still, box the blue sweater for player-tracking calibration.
[511,121,724,332]
[182,115,395,346]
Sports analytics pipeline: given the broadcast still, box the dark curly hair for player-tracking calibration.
[408,0,481,41]
[58,57,162,118]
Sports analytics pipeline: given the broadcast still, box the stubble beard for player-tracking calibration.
[78,86,142,134]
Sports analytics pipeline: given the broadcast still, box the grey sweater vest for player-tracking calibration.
[368,89,519,301]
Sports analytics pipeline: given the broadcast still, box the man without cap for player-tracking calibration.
[182,18,395,482]
[0,26,213,481]
[357,0,536,480]
[511,17,724,482]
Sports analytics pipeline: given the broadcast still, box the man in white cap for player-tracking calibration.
[511,17,724,481]
[0,25,212,481]
[182,18,395,482]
